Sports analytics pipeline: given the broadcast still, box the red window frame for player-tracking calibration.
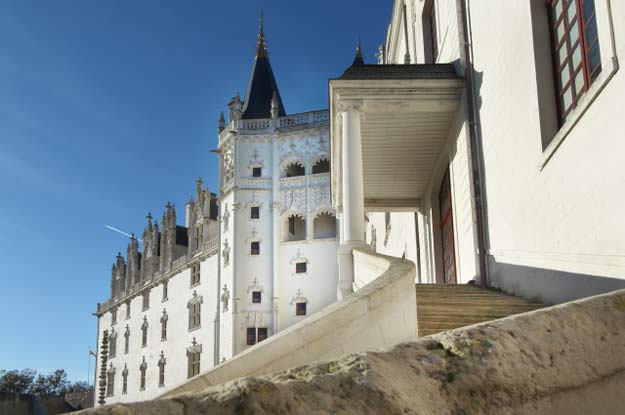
[548,0,601,125]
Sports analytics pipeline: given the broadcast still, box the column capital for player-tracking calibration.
[337,99,365,114]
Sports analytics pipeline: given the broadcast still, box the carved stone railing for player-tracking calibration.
[278,110,329,128]
[219,110,330,142]
[98,237,219,314]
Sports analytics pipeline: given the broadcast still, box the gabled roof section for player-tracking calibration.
[241,11,286,119]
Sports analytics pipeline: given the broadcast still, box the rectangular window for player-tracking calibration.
[111,308,117,325]
[250,241,260,256]
[246,327,256,345]
[106,373,114,397]
[109,336,117,358]
[252,291,262,303]
[187,352,201,378]
[189,303,201,330]
[295,262,307,274]
[162,281,168,301]
[296,302,307,316]
[122,373,128,394]
[548,0,601,125]
[142,327,148,347]
[190,264,201,286]
[161,320,167,341]
[124,334,129,354]
[142,291,150,311]
[252,167,262,177]
[257,327,268,342]
[158,364,165,387]
[126,301,131,319]
[140,369,146,391]
[250,206,260,219]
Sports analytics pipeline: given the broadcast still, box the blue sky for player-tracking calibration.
[0,1,390,383]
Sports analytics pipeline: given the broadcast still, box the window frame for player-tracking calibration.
[295,262,307,274]
[539,0,617,168]
[296,302,307,316]
[547,0,601,125]
[252,291,262,304]
[252,167,262,178]
[250,206,260,220]
[250,241,260,256]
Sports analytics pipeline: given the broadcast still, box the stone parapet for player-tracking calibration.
[79,287,625,414]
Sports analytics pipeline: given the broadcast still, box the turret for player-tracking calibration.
[228,94,243,122]
[218,111,225,133]
[125,234,140,290]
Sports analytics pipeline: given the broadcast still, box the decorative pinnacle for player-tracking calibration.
[256,9,268,58]
[353,33,365,66]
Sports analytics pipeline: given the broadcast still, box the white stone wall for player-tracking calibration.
[96,254,219,405]
[380,0,625,301]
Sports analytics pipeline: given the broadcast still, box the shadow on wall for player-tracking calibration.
[488,256,625,305]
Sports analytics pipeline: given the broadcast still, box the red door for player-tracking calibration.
[438,168,457,284]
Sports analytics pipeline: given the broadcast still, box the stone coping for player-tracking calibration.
[80,288,625,415]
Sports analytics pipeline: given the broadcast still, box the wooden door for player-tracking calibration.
[438,167,457,284]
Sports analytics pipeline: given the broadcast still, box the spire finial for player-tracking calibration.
[352,34,365,66]
[256,9,268,58]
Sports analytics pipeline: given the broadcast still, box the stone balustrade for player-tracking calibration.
[159,248,417,398]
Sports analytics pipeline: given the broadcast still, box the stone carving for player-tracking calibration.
[290,248,309,266]
[160,309,168,323]
[158,351,166,366]
[188,290,203,306]
[290,289,308,306]
[186,337,202,355]
[248,150,265,169]
[370,226,378,252]
[280,189,306,214]
[222,204,230,232]
[141,316,148,330]
[221,285,230,312]
[247,277,263,293]
[222,240,230,267]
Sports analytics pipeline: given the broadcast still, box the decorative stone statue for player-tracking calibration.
[222,240,230,267]
[221,285,230,312]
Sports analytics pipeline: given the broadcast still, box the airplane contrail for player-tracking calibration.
[106,225,143,242]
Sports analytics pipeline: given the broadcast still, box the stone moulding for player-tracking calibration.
[82,288,625,415]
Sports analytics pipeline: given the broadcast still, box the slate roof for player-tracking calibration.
[338,63,461,80]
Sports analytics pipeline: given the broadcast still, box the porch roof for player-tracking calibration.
[329,64,464,211]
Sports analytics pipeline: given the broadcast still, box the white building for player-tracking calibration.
[350,0,625,304]
[93,19,338,405]
[93,0,625,408]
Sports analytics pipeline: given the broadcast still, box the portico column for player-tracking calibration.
[338,99,366,299]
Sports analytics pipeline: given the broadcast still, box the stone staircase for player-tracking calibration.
[416,284,544,337]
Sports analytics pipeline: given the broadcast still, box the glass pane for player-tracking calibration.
[568,19,579,45]
[588,43,602,75]
[554,0,563,17]
[561,85,573,111]
[560,65,571,89]
[573,68,585,95]
[585,15,598,43]
[566,0,578,24]
[571,43,582,70]
[556,19,565,42]
[557,44,568,66]
[583,0,595,21]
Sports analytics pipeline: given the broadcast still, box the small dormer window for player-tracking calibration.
[252,167,262,177]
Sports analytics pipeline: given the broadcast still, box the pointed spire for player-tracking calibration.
[353,34,365,66]
[241,11,286,119]
[218,111,225,132]
[256,9,267,58]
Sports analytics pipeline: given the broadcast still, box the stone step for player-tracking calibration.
[414,283,544,337]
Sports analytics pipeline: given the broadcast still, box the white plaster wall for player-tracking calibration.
[466,0,625,301]
[277,240,338,330]
[366,212,418,265]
